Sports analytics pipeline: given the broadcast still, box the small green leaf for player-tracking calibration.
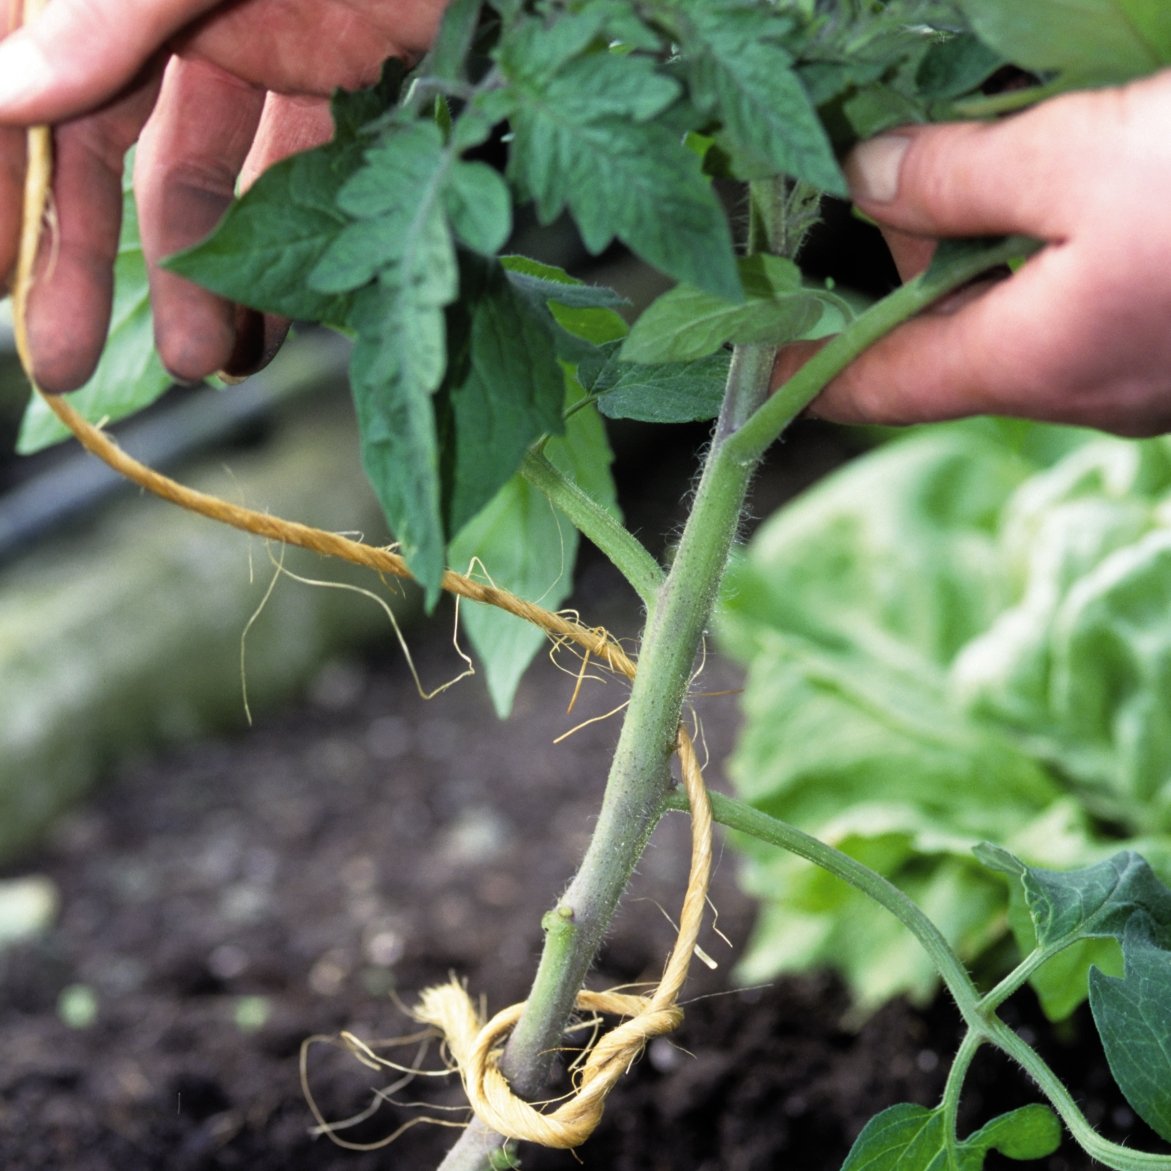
[310,121,452,294]
[622,254,840,364]
[346,198,457,602]
[976,845,1171,951]
[1090,915,1171,1141]
[502,257,630,359]
[18,181,172,453]
[501,256,629,314]
[842,1102,1060,1170]
[590,346,730,423]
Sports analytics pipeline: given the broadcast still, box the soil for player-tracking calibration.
[1,422,1166,1171]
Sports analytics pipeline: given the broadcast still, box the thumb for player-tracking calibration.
[845,94,1094,241]
[0,0,220,122]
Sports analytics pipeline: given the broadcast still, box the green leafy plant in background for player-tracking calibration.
[14,2,1171,1169]
[721,420,1171,1020]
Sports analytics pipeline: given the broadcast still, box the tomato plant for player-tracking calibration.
[14,2,1171,1169]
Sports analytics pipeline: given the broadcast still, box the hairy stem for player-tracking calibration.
[685,792,1171,1170]
[438,349,768,1171]
[665,790,984,1021]
[521,448,663,608]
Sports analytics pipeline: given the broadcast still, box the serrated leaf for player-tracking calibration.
[622,253,840,364]
[672,0,845,193]
[502,256,630,354]
[449,384,617,717]
[441,256,565,535]
[346,203,458,602]
[976,845,1171,951]
[165,126,363,325]
[18,178,172,453]
[958,0,1171,87]
[501,256,629,313]
[310,121,453,294]
[1089,915,1171,1140]
[501,47,740,299]
[842,1102,1060,1170]
[590,346,730,423]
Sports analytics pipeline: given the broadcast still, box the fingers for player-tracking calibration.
[0,0,221,122]
[22,75,160,391]
[134,56,265,382]
[844,91,1103,241]
[0,124,25,294]
[777,245,1171,436]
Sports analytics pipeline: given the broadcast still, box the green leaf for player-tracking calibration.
[348,291,446,604]
[588,344,730,423]
[449,383,617,717]
[18,177,172,453]
[958,0,1171,87]
[622,254,843,364]
[441,255,565,536]
[1090,915,1171,1141]
[842,1102,1060,1170]
[671,0,845,193]
[444,161,513,255]
[309,121,452,294]
[501,256,629,314]
[165,119,364,325]
[976,846,1171,951]
[346,190,458,601]
[500,42,740,300]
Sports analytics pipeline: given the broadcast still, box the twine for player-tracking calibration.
[413,725,712,1148]
[12,10,714,1147]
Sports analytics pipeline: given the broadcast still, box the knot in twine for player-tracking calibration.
[413,725,713,1149]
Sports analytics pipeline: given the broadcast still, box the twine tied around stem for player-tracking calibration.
[12,0,716,1147]
[412,725,712,1149]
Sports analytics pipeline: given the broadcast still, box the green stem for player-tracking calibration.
[681,792,1171,1171]
[985,1016,1171,1170]
[521,448,663,608]
[665,790,984,1021]
[438,348,769,1171]
[941,1029,982,1142]
[438,402,760,1170]
[977,943,1057,1014]
[724,234,1041,467]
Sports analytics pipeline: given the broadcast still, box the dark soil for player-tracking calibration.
[1,423,1165,1171]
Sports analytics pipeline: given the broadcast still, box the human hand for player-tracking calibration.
[0,0,445,392]
[778,70,1171,438]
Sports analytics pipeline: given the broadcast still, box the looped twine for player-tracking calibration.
[413,724,713,1149]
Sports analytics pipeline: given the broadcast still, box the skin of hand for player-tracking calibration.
[778,69,1171,438]
[0,0,446,392]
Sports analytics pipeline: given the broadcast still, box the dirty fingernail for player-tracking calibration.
[845,135,911,204]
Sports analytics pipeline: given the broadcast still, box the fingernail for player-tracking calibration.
[0,37,45,110]
[846,135,911,204]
